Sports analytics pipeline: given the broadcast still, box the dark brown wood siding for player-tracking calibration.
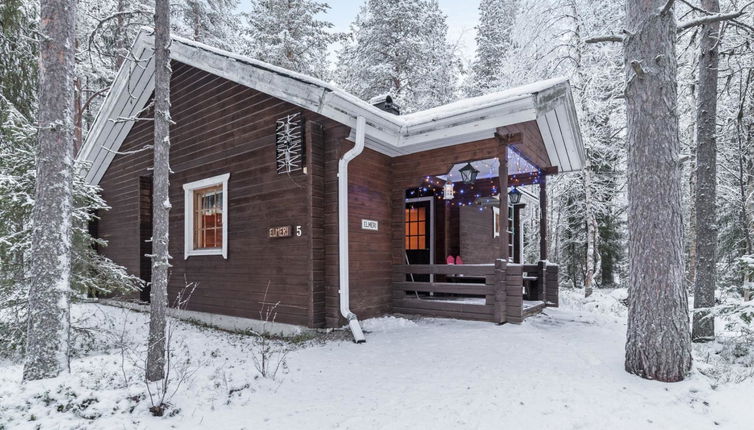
[347,147,393,321]
[459,206,498,263]
[97,62,343,327]
[324,141,393,327]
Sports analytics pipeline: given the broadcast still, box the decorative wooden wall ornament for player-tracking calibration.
[276,112,305,174]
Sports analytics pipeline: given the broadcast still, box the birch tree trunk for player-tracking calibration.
[146,0,171,382]
[566,0,598,298]
[692,0,720,342]
[623,0,692,382]
[23,0,76,381]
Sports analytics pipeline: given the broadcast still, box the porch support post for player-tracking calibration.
[493,259,507,324]
[498,141,509,260]
[539,176,547,261]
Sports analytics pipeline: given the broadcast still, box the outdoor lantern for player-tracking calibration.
[508,187,522,205]
[459,162,479,184]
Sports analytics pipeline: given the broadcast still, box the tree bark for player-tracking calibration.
[114,0,129,69]
[146,0,171,383]
[584,165,597,298]
[623,0,692,382]
[692,0,720,342]
[23,0,76,381]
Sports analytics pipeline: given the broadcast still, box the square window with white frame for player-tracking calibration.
[183,173,229,259]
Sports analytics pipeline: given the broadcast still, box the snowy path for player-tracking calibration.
[1,292,752,429]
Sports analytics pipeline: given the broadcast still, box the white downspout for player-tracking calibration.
[338,115,367,343]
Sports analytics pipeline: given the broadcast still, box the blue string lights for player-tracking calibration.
[406,151,543,207]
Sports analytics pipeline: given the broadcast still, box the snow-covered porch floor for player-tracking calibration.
[1,290,752,429]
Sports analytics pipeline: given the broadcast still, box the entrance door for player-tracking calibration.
[405,197,434,282]
[139,176,153,302]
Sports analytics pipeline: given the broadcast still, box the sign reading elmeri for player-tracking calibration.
[269,225,292,238]
[361,219,379,231]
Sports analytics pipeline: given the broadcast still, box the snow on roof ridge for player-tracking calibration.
[399,77,570,125]
[154,29,570,128]
[168,31,337,93]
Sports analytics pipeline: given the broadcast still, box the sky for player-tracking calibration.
[237,0,481,62]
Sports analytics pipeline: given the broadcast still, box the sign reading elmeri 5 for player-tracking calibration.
[361,219,379,231]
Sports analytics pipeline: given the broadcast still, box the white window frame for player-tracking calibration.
[183,173,230,259]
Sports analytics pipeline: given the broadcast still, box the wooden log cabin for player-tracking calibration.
[78,30,585,340]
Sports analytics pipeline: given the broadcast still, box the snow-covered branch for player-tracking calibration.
[587,5,751,44]
[678,10,745,30]
[585,35,624,44]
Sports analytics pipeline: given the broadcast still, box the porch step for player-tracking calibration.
[522,301,547,317]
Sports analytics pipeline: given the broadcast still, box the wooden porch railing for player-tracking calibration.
[392,260,559,324]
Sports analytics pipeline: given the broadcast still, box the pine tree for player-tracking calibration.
[714,11,754,288]
[692,0,721,342]
[146,0,172,383]
[0,0,38,119]
[173,0,242,52]
[23,0,78,381]
[1,0,140,360]
[336,0,459,113]
[623,0,692,382]
[0,98,142,357]
[241,0,338,79]
[466,0,519,96]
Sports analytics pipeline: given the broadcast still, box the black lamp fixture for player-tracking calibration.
[508,187,522,205]
[459,162,479,184]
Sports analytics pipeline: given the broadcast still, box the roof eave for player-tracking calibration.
[78,30,586,185]
[533,82,585,173]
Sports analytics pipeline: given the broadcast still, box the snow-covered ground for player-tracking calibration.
[1,289,753,429]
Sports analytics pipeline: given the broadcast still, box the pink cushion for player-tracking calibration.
[446,255,455,265]
[455,256,464,265]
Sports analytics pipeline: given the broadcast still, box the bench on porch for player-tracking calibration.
[393,261,559,324]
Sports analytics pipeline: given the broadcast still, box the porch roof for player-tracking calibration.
[78,28,585,185]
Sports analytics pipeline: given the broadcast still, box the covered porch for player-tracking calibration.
[390,123,569,324]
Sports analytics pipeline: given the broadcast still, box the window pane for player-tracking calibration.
[204,213,216,229]
[417,207,425,221]
[418,236,425,249]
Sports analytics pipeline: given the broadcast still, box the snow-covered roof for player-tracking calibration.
[78,29,585,185]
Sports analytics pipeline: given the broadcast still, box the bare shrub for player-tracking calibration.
[250,283,290,380]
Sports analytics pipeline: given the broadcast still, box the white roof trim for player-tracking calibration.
[79,29,585,185]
